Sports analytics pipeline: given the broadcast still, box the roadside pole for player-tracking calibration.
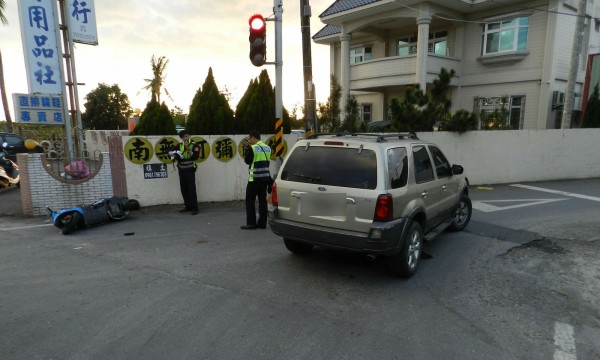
[300,0,317,136]
[562,0,588,128]
[273,0,284,172]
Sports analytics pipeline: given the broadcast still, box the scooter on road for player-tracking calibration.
[47,196,140,235]
[0,142,19,189]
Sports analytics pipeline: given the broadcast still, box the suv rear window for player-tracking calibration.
[280,146,377,189]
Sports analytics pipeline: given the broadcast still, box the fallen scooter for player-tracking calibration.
[0,142,19,189]
[47,196,140,235]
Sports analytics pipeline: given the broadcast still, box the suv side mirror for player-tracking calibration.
[451,164,464,175]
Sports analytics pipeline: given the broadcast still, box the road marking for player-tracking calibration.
[554,322,576,360]
[472,198,567,212]
[512,184,600,202]
[0,224,53,231]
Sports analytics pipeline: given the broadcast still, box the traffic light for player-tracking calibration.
[248,14,266,67]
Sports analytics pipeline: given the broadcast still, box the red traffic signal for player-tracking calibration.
[248,14,266,67]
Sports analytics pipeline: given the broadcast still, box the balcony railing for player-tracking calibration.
[350,55,461,90]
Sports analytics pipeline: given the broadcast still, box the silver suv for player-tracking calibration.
[268,133,472,278]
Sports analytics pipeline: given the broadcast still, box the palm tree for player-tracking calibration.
[0,0,7,24]
[140,55,172,104]
[0,0,13,132]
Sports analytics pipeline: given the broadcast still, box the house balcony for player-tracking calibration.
[349,54,461,92]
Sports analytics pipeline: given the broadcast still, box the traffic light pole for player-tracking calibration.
[273,0,284,164]
[274,0,283,122]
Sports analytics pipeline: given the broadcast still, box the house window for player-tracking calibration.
[428,31,448,55]
[351,46,372,64]
[397,36,418,56]
[397,30,448,57]
[482,17,529,55]
[474,96,526,129]
[360,104,372,122]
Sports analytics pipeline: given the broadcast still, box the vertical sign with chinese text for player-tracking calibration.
[17,0,64,94]
[67,0,98,45]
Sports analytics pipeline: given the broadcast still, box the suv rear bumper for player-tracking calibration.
[268,210,408,255]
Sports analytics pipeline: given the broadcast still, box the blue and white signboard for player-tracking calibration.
[17,0,65,95]
[13,93,65,125]
[67,0,98,45]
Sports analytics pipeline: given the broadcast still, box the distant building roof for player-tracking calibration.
[313,25,341,40]
[319,0,380,17]
[314,0,380,40]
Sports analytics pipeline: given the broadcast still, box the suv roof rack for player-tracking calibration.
[307,132,419,142]
[351,133,419,142]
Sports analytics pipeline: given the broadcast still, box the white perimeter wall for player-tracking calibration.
[118,130,600,207]
[122,135,302,207]
[418,129,600,185]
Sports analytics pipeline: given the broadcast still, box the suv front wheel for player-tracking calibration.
[387,221,423,278]
[449,193,472,231]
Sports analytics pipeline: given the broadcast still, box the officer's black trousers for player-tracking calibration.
[178,168,198,211]
[245,181,268,227]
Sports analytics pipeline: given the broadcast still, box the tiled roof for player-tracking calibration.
[313,25,341,40]
[319,0,380,17]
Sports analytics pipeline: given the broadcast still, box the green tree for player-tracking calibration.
[390,84,428,132]
[288,104,305,130]
[235,70,290,135]
[340,95,366,133]
[130,97,176,136]
[82,83,132,130]
[317,74,342,133]
[171,106,186,127]
[390,68,478,133]
[187,67,234,135]
[444,109,478,133]
[141,55,172,104]
[479,96,511,130]
[581,84,600,128]
[425,68,454,126]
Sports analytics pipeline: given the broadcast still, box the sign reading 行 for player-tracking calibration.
[67,0,98,45]
[17,0,64,94]
[12,93,65,125]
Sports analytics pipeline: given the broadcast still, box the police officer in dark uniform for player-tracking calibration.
[169,130,200,215]
[241,130,272,230]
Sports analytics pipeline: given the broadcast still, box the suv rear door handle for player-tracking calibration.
[421,191,428,198]
[441,185,447,190]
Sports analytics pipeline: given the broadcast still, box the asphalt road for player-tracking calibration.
[0,180,598,360]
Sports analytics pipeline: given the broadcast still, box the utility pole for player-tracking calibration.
[300,0,317,135]
[274,0,283,126]
[58,0,85,160]
[562,0,587,128]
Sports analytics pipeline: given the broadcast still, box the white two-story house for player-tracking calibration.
[313,0,600,129]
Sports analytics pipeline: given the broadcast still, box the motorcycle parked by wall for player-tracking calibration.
[0,142,20,189]
[47,196,140,235]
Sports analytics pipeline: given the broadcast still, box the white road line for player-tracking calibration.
[554,322,576,360]
[0,224,53,231]
[512,184,600,202]
[472,198,567,212]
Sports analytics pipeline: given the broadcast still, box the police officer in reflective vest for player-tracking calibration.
[241,130,272,230]
[169,130,200,215]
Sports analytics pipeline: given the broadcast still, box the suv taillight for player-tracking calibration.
[271,182,278,206]
[374,194,393,221]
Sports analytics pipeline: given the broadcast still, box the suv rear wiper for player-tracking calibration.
[292,173,321,183]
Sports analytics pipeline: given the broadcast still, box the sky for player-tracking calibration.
[0,0,333,120]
